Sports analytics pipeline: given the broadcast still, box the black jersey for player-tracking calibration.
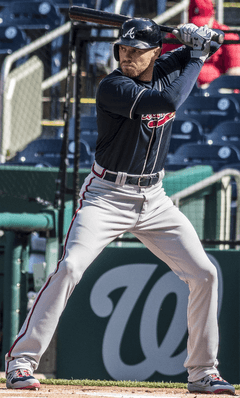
[95,46,203,174]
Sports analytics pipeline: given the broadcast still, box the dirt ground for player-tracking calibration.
[0,383,239,398]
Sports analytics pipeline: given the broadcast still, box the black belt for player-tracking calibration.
[103,171,160,187]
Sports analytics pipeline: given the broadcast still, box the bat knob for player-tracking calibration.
[211,29,225,44]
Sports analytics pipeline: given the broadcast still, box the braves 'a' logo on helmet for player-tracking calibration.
[122,27,135,40]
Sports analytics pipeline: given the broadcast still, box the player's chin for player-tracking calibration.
[122,67,138,78]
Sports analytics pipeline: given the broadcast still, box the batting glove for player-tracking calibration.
[190,25,213,62]
[172,23,199,47]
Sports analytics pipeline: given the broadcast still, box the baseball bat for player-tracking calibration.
[69,6,225,44]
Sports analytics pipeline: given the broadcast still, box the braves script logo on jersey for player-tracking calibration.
[122,27,135,39]
[142,112,175,128]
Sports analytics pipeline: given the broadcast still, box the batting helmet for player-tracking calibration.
[114,18,162,61]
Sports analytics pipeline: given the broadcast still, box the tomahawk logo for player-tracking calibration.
[90,256,223,381]
[122,27,135,39]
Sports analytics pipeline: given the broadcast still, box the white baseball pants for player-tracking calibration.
[6,168,219,382]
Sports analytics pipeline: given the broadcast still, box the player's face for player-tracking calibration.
[119,45,161,81]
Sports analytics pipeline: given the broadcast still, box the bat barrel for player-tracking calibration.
[69,6,128,27]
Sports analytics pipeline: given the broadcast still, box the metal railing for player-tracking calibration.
[1,22,71,85]
[154,0,190,25]
[170,168,240,245]
[0,21,72,162]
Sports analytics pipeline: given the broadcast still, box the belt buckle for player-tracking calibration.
[138,176,148,187]
[137,174,159,187]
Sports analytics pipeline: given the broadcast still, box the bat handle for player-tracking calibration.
[170,27,224,45]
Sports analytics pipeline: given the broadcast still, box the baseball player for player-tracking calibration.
[5,19,235,394]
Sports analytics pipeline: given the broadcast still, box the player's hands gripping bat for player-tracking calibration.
[172,23,223,49]
[190,25,213,62]
[172,23,199,46]
[172,23,222,61]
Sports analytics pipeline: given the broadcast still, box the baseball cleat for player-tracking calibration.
[6,369,41,390]
[188,374,235,395]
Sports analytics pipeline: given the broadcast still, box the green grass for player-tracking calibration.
[0,378,186,388]
[38,379,187,388]
[0,378,240,390]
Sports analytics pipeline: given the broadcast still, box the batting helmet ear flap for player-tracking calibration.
[114,43,120,61]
